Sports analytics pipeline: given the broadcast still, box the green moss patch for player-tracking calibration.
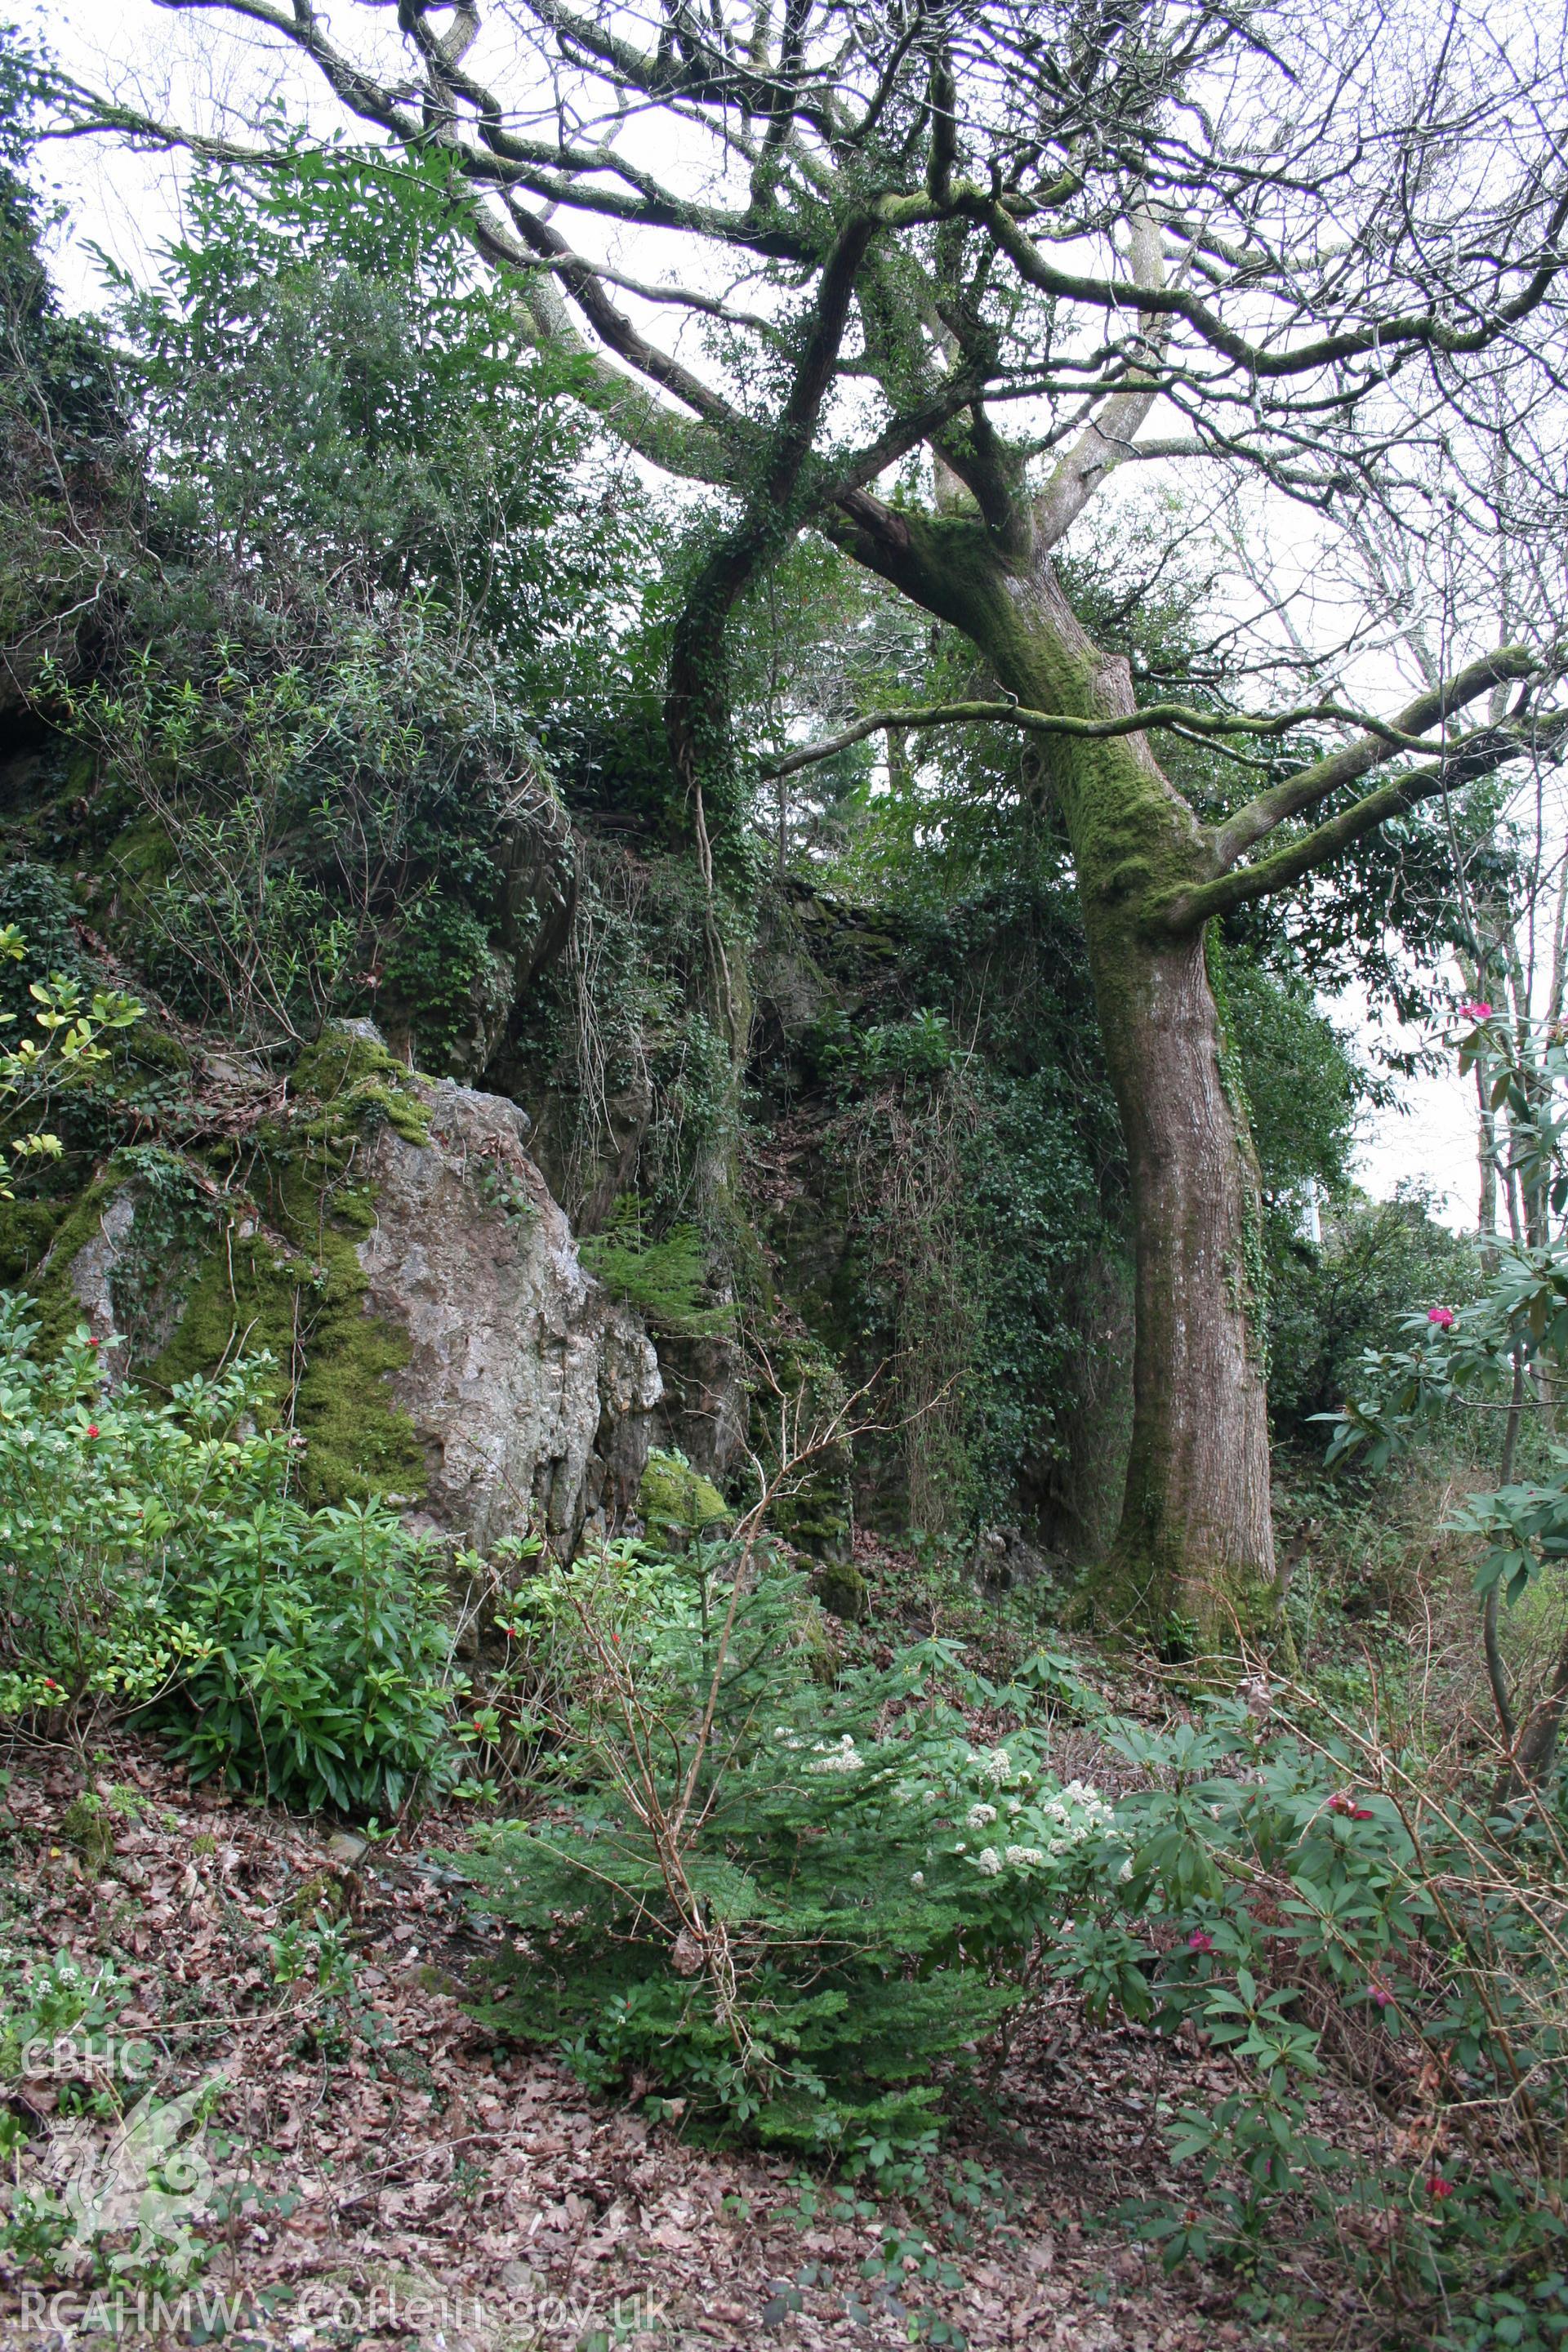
[14,1174,122,1350]
[813,1560,869,1622]
[145,1029,434,1505]
[292,1022,432,1147]
[638,1446,729,1544]
[9,1023,438,1510]
[148,1220,425,1507]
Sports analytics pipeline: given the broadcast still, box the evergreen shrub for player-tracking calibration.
[452,1539,1124,2167]
[1067,1698,1568,2348]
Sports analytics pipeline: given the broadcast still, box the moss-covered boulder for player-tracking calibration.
[813,1560,870,1623]
[354,1061,661,1549]
[637,1446,730,1544]
[20,1022,662,1549]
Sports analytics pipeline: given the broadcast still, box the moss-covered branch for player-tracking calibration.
[1209,646,1544,871]
[1156,710,1568,933]
[757,683,1545,782]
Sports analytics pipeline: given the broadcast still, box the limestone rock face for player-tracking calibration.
[355,1076,662,1552]
[65,1184,136,1376]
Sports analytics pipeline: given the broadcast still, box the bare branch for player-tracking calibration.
[757,676,1557,782]
[1034,207,1169,550]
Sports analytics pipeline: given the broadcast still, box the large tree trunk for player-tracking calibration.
[835,508,1276,1635]
[1077,903,1276,1637]
[1000,583,1276,1637]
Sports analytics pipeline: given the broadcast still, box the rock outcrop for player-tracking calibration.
[47,1032,661,1557]
[356,1074,661,1551]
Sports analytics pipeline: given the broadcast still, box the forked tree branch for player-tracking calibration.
[1209,646,1545,871]
[1156,710,1568,932]
[1033,207,1169,550]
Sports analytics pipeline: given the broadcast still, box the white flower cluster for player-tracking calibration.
[966,1746,1018,1787]
[962,1775,1120,1877]
[1035,1779,1119,1856]
[969,1840,1047,1876]
[772,1724,866,1773]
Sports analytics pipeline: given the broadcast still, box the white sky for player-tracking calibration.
[1334,991,1481,1222]
[30,0,1522,1226]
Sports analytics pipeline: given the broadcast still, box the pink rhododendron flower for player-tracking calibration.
[1428,1306,1454,1328]
[1425,2173,1454,2200]
[1328,1792,1374,1820]
[1370,1981,1394,2008]
[1187,1929,1214,1953]
[1456,1001,1492,1021]
[86,1424,99,1438]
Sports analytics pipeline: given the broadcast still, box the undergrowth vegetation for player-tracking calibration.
[0,1306,460,1813]
[457,1539,1115,2165]
[441,1524,1568,2350]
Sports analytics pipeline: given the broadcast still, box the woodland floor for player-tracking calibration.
[0,1722,1315,2352]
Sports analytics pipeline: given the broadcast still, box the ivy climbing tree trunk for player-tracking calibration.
[832,503,1276,1632]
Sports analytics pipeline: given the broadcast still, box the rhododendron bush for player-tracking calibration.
[1326,1003,1568,1794]
[0,1300,460,1811]
[1067,1697,1568,2350]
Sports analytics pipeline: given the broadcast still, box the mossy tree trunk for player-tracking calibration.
[835,505,1276,1636]
[1077,911,1273,1635]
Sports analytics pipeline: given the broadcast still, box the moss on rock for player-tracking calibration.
[17,1173,122,1350]
[292,1022,432,1147]
[813,1560,869,1623]
[146,1026,434,1506]
[147,1218,425,1508]
[0,1023,432,1508]
[638,1446,729,1543]
[0,1190,83,1294]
